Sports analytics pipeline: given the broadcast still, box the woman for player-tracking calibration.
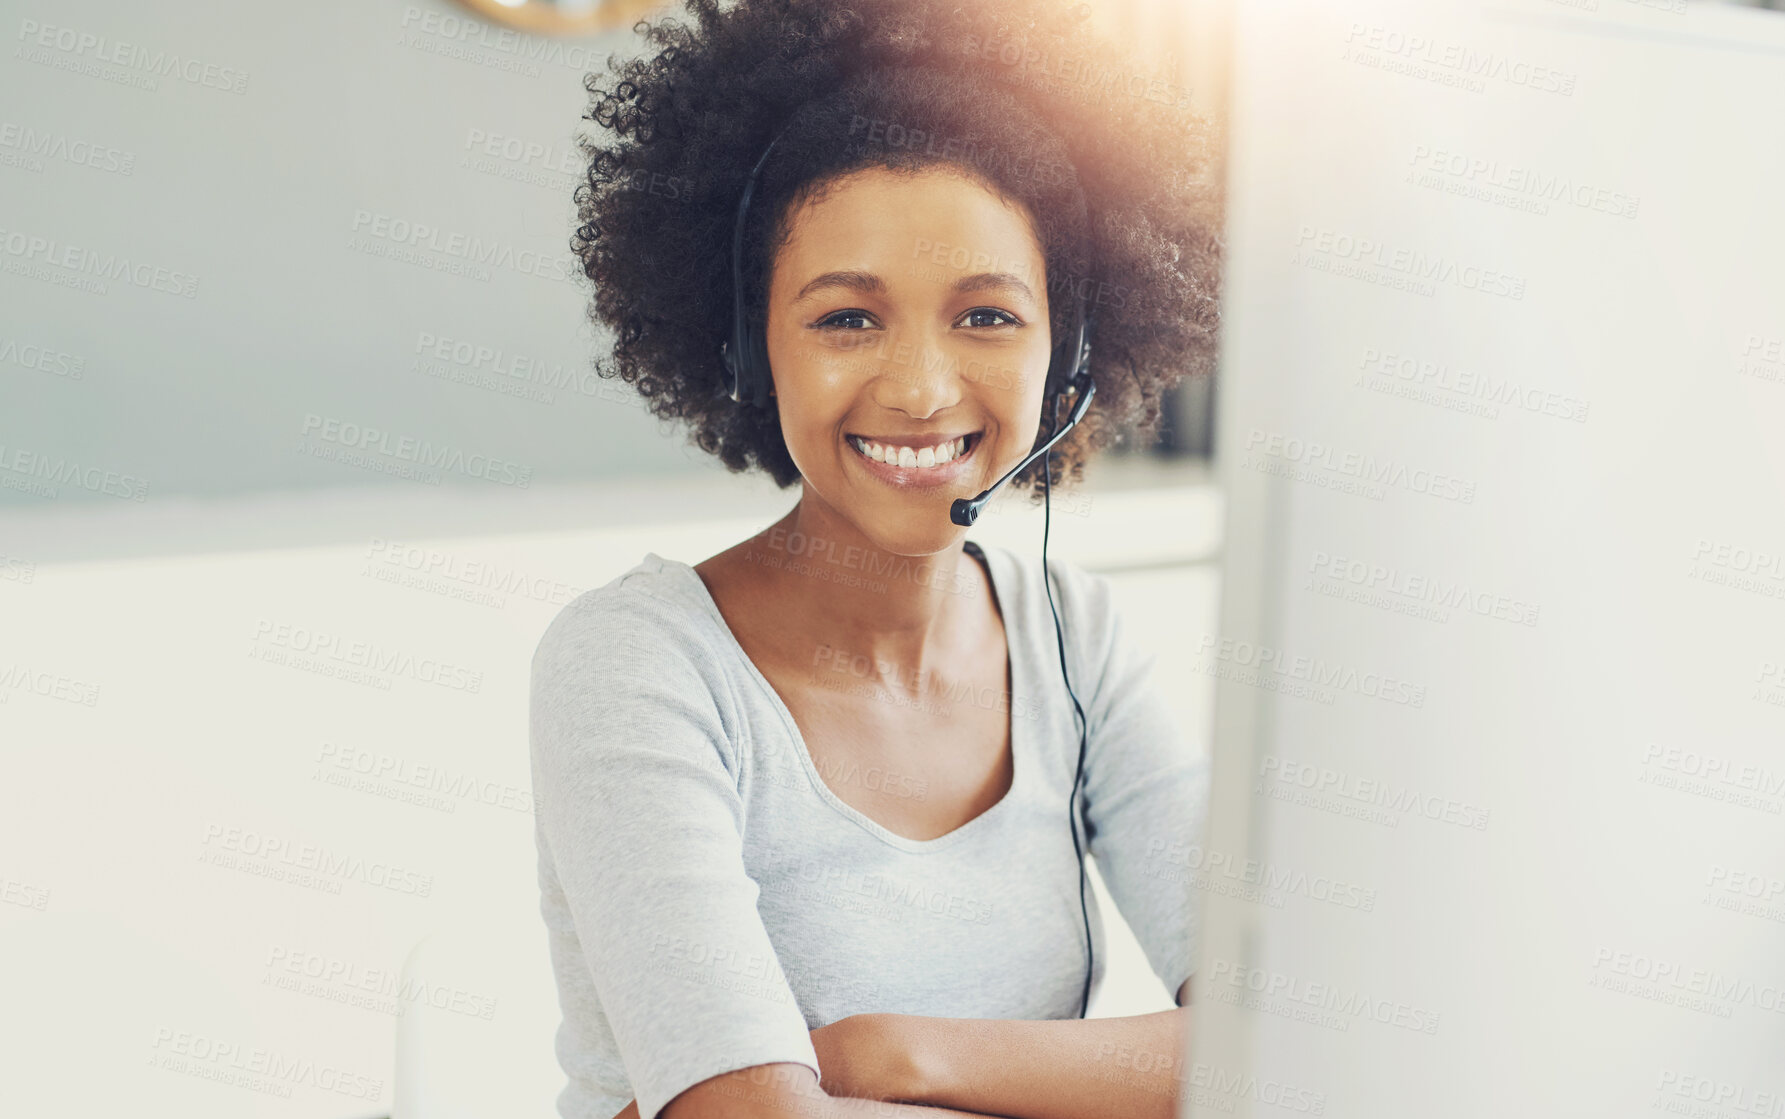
[529,1,1224,1117]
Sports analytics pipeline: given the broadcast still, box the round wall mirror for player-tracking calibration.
[455,0,668,35]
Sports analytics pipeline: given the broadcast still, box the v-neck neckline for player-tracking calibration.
[664,538,1026,855]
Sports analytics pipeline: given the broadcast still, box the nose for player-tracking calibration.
[865,327,966,420]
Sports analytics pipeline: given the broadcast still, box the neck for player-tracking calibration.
[743,489,989,680]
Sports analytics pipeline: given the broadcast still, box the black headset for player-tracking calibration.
[718,123,1102,1019]
[718,124,1096,441]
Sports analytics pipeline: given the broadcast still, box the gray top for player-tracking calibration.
[529,539,1208,1119]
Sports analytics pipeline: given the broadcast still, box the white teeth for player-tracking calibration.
[850,435,972,468]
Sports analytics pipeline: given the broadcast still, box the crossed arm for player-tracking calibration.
[612,978,1192,1119]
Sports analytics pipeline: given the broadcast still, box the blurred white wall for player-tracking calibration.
[0,460,1219,1118]
[1,0,701,510]
[1192,1,1785,1115]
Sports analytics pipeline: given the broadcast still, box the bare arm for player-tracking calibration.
[608,1060,1016,1119]
[856,978,1195,1119]
[900,1008,1189,1119]
[610,979,1193,1119]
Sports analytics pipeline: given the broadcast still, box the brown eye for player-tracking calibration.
[815,310,877,331]
[959,307,1021,329]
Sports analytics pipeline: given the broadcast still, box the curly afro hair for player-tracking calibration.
[571,0,1224,500]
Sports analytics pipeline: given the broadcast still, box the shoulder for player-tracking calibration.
[528,555,748,781]
[973,539,1127,715]
[531,553,729,691]
[973,538,1119,641]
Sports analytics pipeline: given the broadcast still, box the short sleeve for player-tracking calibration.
[530,587,820,1119]
[1058,563,1211,1004]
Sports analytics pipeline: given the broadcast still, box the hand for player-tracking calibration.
[809,1012,925,1104]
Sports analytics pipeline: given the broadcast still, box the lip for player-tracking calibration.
[845,431,983,491]
[849,431,979,444]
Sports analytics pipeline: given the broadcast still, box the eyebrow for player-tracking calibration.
[792,269,1037,305]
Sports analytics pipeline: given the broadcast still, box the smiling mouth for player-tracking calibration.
[846,432,982,470]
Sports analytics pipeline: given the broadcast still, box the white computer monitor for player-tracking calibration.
[1191,2,1785,1114]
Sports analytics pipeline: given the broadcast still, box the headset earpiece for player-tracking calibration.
[1043,298,1095,435]
[719,125,794,409]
